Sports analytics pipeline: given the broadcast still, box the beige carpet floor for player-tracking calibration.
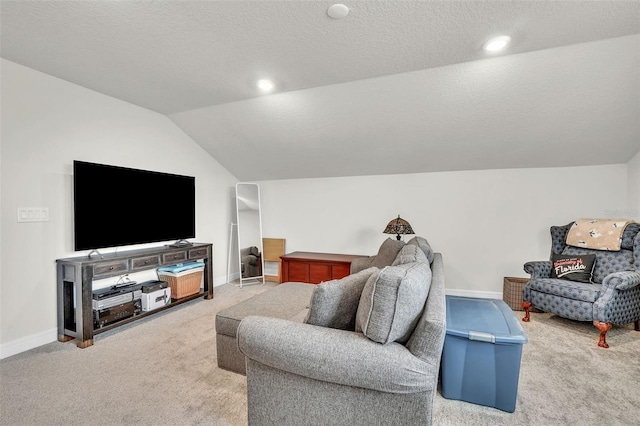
[1,282,639,426]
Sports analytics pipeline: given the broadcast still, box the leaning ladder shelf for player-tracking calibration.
[56,242,213,348]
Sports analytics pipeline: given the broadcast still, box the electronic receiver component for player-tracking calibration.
[93,299,142,328]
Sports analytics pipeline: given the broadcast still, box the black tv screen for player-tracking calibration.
[73,161,195,251]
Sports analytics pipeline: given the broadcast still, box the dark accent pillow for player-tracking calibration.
[550,254,596,283]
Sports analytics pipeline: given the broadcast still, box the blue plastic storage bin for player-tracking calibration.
[441,296,528,412]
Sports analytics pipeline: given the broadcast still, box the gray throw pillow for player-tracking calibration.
[407,236,434,264]
[304,267,379,330]
[392,243,428,266]
[355,262,432,344]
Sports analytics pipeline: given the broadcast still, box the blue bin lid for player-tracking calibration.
[445,296,528,345]
[157,261,203,274]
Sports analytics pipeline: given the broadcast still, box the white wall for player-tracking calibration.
[627,151,640,217]
[258,165,629,295]
[0,60,238,355]
[1,58,636,358]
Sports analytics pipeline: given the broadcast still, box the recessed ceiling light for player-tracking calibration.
[257,79,275,92]
[482,35,511,52]
[327,4,349,19]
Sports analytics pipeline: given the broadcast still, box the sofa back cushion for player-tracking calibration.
[407,236,434,264]
[392,244,428,266]
[406,253,446,361]
[550,223,573,255]
[355,261,432,344]
[366,238,405,269]
[304,267,379,330]
[620,223,640,250]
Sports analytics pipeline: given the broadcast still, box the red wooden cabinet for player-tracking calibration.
[281,252,363,284]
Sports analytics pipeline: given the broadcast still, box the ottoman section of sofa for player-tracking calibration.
[216,282,315,375]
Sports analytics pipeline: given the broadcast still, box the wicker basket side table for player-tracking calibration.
[502,277,530,311]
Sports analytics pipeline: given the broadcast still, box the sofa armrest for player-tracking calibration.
[237,316,436,394]
[524,261,552,278]
[350,256,375,274]
[602,271,640,290]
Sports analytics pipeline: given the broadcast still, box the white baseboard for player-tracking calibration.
[1,284,501,359]
[214,272,240,287]
[445,288,503,299]
[0,328,57,360]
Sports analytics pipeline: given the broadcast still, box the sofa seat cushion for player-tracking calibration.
[305,267,379,330]
[527,278,602,303]
[356,261,432,344]
[216,282,315,338]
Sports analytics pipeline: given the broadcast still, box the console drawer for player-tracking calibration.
[163,251,187,264]
[93,260,129,277]
[130,255,160,270]
[287,262,309,283]
[189,247,208,259]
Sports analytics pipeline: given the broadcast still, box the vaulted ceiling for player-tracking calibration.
[2,1,639,180]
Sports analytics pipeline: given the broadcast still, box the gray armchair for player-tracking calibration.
[237,252,446,426]
[523,222,640,348]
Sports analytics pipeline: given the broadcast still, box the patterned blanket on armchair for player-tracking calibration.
[566,218,634,251]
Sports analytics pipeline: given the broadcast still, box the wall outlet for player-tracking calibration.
[17,208,49,222]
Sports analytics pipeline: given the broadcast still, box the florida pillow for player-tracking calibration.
[550,253,596,283]
[304,267,379,330]
[355,262,431,344]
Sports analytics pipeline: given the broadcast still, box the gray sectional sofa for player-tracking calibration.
[222,236,445,426]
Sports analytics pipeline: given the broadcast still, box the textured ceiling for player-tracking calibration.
[2,1,639,180]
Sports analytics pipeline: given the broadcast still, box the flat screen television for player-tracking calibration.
[73,160,196,251]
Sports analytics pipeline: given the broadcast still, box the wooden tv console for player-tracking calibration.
[280,251,363,284]
[56,242,213,348]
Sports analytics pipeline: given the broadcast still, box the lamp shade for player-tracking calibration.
[383,215,415,240]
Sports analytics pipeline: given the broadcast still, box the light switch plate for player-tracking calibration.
[17,208,50,222]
